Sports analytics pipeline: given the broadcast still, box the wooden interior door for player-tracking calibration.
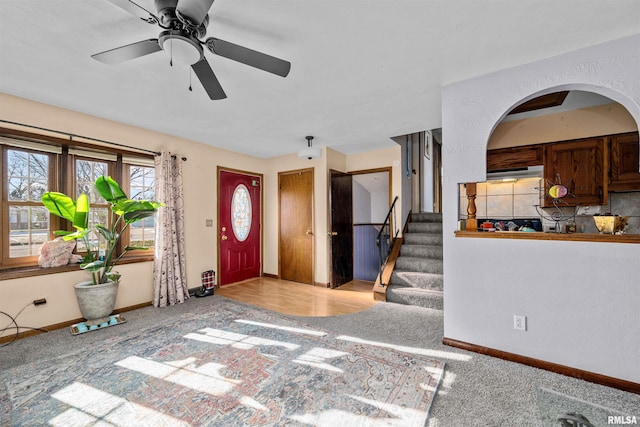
[279,169,314,285]
[329,169,353,288]
[218,169,262,285]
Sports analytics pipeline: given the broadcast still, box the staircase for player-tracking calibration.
[385,212,443,310]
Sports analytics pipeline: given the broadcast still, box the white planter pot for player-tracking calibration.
[74,280,119,324]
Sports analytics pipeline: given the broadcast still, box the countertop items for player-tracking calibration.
[455,230,640,244]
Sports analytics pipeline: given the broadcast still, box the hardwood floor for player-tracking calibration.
[216,277,377,316]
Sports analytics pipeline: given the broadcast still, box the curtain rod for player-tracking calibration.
[0,118,165,157]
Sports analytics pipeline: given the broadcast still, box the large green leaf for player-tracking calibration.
[41,192,76,222]
[123,209,158,224]
[112,200,163,223]
[81,259,104,272]
[95,176,128,203]
[96,224,114,241]
[59,228,91,241]
[73,193,89,230]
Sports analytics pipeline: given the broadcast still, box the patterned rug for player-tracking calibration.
[0,298,444,426]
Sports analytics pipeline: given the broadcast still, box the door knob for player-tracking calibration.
[328,231,338,236]
[221,235,228,240]
[306,230,313,235]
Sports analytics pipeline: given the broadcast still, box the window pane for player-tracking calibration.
[76,159,108,203]
[231,184,252,242]
[7,150,28,176]
[7,149,49,201]
[30,179,48,201]
[8,177,27,201]
[127,165,156,248]
[76,207,109,254]
[129,216,156,248]
[9,205,50,258]
[129,165,155,201]
[29,152,49,178]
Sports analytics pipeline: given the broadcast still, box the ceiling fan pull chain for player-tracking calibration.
[169,37,173,67]
[189,68,193,92]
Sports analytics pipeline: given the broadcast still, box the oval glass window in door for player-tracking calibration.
[231,184,252,241]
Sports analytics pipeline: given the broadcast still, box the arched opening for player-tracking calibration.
[460,89,640,234]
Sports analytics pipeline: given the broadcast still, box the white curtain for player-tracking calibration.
[153,152,189,307]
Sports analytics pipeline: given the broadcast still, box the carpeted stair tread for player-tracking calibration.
[400,244,443,259]
[385,211,444,310]
[395,256,443,274]
[390,271,443,291]
[403,233,443,246]
[407,222,443,233]
[386,285,443,310]
[410,212,442,223]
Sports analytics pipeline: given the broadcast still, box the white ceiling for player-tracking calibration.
[353,171,389,195]
[1,1,639,158]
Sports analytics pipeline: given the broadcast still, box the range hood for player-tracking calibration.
[486,165,544,181]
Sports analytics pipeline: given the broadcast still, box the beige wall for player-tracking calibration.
[488,102,638,149]
[0,93,401,337]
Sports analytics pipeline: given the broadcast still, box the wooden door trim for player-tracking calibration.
[217,166,264,283]
[278,168,315,284]
[348,166,393,208]
[348,166,393,239]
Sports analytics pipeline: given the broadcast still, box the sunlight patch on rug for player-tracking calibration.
[0,299,445,426]
[336,334,473,362]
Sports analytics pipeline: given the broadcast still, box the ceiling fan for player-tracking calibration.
[92,0,291,100]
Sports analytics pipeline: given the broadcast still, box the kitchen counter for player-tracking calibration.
[454,230,640,244]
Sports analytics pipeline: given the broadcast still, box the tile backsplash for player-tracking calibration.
[459,180,640,234]
[459,178,542,219]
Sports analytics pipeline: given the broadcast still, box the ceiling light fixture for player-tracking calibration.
[298,135,322,160]
[159,31,203,65]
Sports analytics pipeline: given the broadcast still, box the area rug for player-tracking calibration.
[0,298,445,426]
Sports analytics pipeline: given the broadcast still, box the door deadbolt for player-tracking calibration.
[328,231,338,236]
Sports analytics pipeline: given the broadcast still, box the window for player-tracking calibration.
[1,133,155,270]
[4,148,54,264]
[125,164,156,249]
[74,157,111,254]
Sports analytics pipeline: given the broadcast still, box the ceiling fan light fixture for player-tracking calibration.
[299,136,322,160]
[159,31,203,65]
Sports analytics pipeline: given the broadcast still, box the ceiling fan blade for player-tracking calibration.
[192,57,227,100]
[176,0,215,26]
[105,0,158,23]
[205,38,291,77]
[91,39,162,64]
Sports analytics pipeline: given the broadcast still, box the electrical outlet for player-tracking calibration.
[514,315,527,331]
[205,219,213,227]
[33,298,47,306]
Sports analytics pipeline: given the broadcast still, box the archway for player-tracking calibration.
[479,88,640,233]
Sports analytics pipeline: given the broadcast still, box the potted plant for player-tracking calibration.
[42,176,163,325]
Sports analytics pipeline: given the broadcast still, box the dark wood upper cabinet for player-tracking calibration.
[609,132,640,191]
[544,138,607,206]
[487,144,544,171]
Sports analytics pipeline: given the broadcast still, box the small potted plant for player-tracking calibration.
[42,176,163,324]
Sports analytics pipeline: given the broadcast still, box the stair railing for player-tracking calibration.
[376,196,399,287]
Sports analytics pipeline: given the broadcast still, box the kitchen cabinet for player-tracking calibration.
[487,144,544,171]
[609,132,640,192]
[544,137,606,206]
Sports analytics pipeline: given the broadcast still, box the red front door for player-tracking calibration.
[218,169,261,285]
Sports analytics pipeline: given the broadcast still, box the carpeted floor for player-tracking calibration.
[1,296,639,426]
[0,297,443,426]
